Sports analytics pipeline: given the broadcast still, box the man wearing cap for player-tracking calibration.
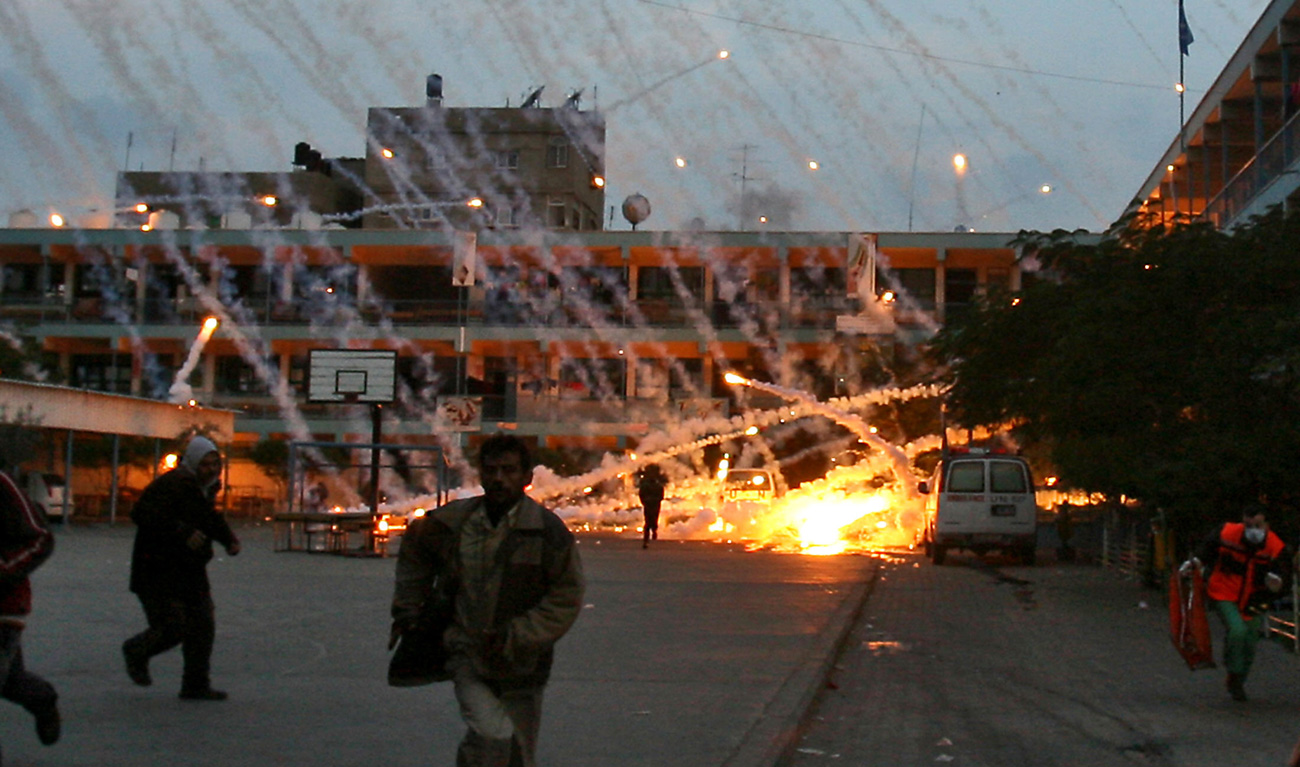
[122,436,240,700]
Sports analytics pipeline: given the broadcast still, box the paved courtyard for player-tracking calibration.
[0,523,877,767]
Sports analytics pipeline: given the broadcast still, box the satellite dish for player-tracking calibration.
[564,89,584,109]
[521,86,545,109]
[622,194,651,230]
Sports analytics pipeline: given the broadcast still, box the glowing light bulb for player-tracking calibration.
[467,198,484,208]
[675,157,687,168]
[745,426,759,436]
[49,213,65,227]
[134,203,149,213]
[808,160,819,170]
[381,148,394,159]
[1040,184,1052,194]
[261,195,277,207]
[953,153,968,173]
[202,316,219,332]
[718,50,730,59]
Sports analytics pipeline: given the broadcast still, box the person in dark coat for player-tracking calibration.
[637,464,667,549]
[122,436,240,700]
[0,469,59,758]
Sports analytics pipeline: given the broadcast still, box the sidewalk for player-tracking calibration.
[0,524,880,767]
[789,550,1300,767]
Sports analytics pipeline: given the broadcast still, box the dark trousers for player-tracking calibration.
[640,496,662,543]
[0,623,56,762]
[126,592,216,691]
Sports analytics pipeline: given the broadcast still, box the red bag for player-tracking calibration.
[1169,569,1215,670]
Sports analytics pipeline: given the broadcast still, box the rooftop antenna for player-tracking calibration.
[731,143,763,230]
[906,104,926,232]
[564,88,584,109]
[521,86,545,109]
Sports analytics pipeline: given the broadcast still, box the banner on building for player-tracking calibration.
[452,231,477,286]
[847,233,878,298]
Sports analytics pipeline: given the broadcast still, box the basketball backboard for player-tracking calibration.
[307,349,397,403]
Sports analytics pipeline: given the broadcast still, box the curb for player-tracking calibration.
[720,558,883,767]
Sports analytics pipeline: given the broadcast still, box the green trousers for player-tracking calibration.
[1212,599,1262,677]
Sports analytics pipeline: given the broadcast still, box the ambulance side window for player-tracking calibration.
[947,462,985,493]
[989,462,1027,493]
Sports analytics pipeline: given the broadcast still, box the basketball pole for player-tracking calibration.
[369,403,382,552]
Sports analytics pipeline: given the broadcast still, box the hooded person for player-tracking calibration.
[122,436,241,700]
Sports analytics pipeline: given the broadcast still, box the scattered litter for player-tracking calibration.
[936,738,953,746]
[583,604,595,609]
[935,755,954,763]
[1137,600,1149,609]
[796,748,826,756]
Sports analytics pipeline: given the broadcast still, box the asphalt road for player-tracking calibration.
[0,523,876,767]
[788,548,1300,767]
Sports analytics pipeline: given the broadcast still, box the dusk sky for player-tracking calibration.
[0,0,1272,234]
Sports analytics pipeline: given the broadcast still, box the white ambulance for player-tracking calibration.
[919,448,1038,565]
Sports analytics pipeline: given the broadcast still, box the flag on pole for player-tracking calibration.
[1179,0,1195,56]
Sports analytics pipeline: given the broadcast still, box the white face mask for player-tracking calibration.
[1244,526,1266,545]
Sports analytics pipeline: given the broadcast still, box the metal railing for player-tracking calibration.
[0,292,891,331]
[1267,581,1300,654]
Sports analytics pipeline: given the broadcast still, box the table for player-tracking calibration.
[272,512,378,554]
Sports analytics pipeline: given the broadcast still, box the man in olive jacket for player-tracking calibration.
[392,435,584,767]
[123,436,240,701]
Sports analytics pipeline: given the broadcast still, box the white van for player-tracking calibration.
[919,449,1038,565]
[26,473,72,520]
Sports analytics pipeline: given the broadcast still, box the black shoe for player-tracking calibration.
[122,642,151,687]
[34,702,59,745]
[1227,673,1248,702]
[179,687,228,701]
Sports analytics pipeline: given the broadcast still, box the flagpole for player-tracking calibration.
[1178,0,1191,153]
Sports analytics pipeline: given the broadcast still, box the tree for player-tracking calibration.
[930,210,1300,542]
[250,438,289,490]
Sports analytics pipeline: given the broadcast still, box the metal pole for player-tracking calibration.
[370,405,382,552]
[62,430,73,525]
[109,434,120,525]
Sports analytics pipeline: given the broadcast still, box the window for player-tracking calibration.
[712,264,750,302]
[790,267,846,297]
[638,266,704,300]
[70,354,131,394]
[495,150,519,169]
[986,267,1011,291]
[559,358,627,400]
[547,139,569,168]
[0,264,42,297]
[989,461,1028,493]
[946,462,985,493]
[215,355,274,394]
[495,205,520,228]
[945,268,978,304]
[881,268,936,309]
[547,197,567,228]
